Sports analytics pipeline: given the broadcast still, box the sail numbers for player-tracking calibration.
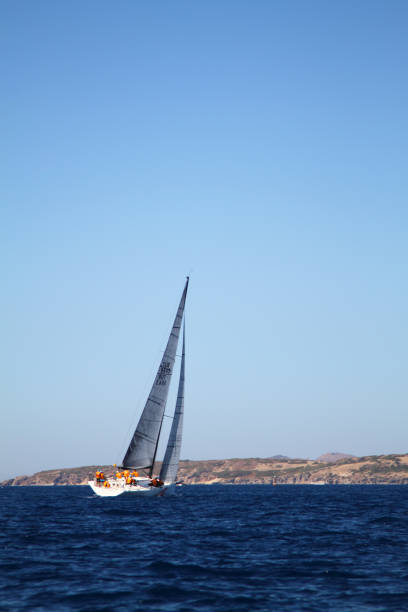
[156,361,172,386]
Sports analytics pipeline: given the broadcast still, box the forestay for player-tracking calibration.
[122,278,189,474]
[160,321,185,484]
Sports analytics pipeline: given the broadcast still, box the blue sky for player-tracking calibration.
[1,1,407,479]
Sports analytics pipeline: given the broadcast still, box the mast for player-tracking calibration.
[122,277,189,472]
[159,319,185,484]
[149,402,165,478]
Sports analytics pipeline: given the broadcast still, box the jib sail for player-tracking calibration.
[160,320,185,484]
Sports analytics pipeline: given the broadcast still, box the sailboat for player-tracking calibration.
[88,278,188,497]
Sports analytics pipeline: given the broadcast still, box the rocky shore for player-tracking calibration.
[3,454,408,486]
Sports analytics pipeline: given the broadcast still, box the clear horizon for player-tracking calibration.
[2,1,407,481]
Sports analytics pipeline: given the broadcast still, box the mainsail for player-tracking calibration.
[122,278,189,474]
[159,320,185,484]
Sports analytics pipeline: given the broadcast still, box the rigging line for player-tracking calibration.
[115,353,161,464]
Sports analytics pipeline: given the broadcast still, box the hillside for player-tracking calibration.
[3,454,408,486]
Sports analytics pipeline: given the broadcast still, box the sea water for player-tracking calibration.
[1,485,407,611]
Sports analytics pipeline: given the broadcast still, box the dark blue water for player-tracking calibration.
[1,485,408,611]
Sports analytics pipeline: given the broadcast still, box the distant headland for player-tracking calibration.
[3,453,408,486]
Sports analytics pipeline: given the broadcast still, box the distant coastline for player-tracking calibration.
[3,454,408,486]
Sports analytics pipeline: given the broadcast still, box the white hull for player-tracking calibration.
[88,479,175,498]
